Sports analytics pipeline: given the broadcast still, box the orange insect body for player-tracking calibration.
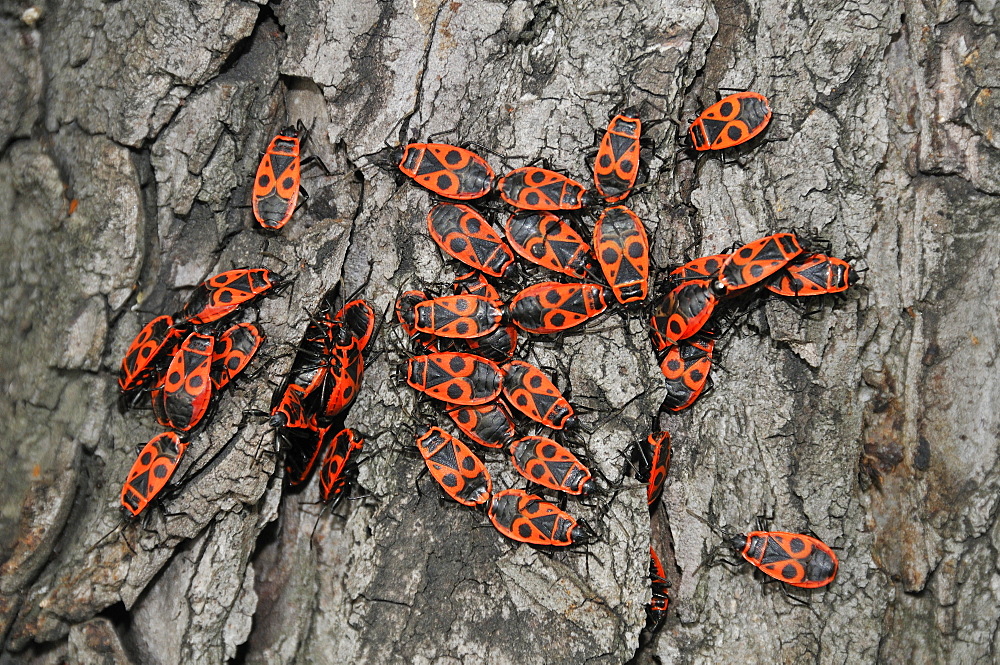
[593,205,649,304]
[412,294,504,339]
[497,167,592,211]
[504,212,593,278]
[733,531,839,588]
[406,352,503,405]
[716,233,804,293]
[119,314,185,392]
[253,127,302,230]
[630,431,671,507]
[594,111,642,203]
[121,431,189,517]
[509,435,594,495]
[427,203,515,277]
[689,92,772,151]
[396,143,495,200]
[318,338,364,418]
[660,339,714,412]
[487,489,588,546]
[153,332,215,432]
[649,280,719,351]
[765,253,854,297]
[647,546,670,631]
[447,402,516,449]
[210,322,263,390]
[181,269,282,325]
[319,428,364,502]
[501,360,574,429]
[508,282,608,334]
[415,426,492,507]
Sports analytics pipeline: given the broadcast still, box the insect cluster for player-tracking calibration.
[117,269,279,517]
[386,106,661,547]
[388,91,851,626]
[110,90,851,636]
[267,289,376,501]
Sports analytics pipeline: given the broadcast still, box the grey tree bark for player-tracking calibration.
[0,0,998,663]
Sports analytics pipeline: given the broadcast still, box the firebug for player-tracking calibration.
[660,338,714,412]
[427,203,515,277]
[119,314,186,393]
[594,110,642,203]
[446,401,516,449]
[765,253,854,297]
[394,143,495,200]
[487,489,591,547]
[497,167,594,211]
[503,212,593,278]
[509,282,608,334]
[715,232,804,293]
[730,531,838,588]
[415,425,492,507]
[688,92,772,151]
[152,332,215,432]
[120,431,189,518]
[509,435,594,495]
[405,352,503,405]
[501,360,574,429]
[180,268,283,325]
[593,205,649,304]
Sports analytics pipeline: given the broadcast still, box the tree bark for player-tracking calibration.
[0,0,998,663]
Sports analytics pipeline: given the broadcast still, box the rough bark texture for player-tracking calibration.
[0,0,998,663]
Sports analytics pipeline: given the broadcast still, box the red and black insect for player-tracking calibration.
[318,337,365,419]
[427,204,515,277]
[394,143,495,200]
[452,270,500,300]
[765,253,854,297]
[629,431,671,507]
[509,282,608,334]
[446,401,516,449]
[497,167,594,211]
[405,352,503,405]
[410,294,504,339]
[449,274,518,361]
[670,254,730,281]
[333,299,377,351]
[503,212,593,278]
[120,431,189,518]
[660,338,714,412]
[594,110,642,203]
[487,489,591,547]
[501,360,574,429]
[270,383,319,430]
[730,531,839,588]
[593,205,649,304]
[119,314,186,393]
[180,268,283,325]
[319,427,364,503]
[688,92,772,151]
[281,423,325,488]
[396,290,440,352]
[415,425,492,507]
[647,546,670,631]
[253,126,303,230]
[152,332,215,432]
[715,232,804,293]
[509,435,594,495]
[649,280,720,351]
[210,322,263,390]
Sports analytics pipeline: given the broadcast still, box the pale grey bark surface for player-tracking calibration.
[0,0,998,663]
